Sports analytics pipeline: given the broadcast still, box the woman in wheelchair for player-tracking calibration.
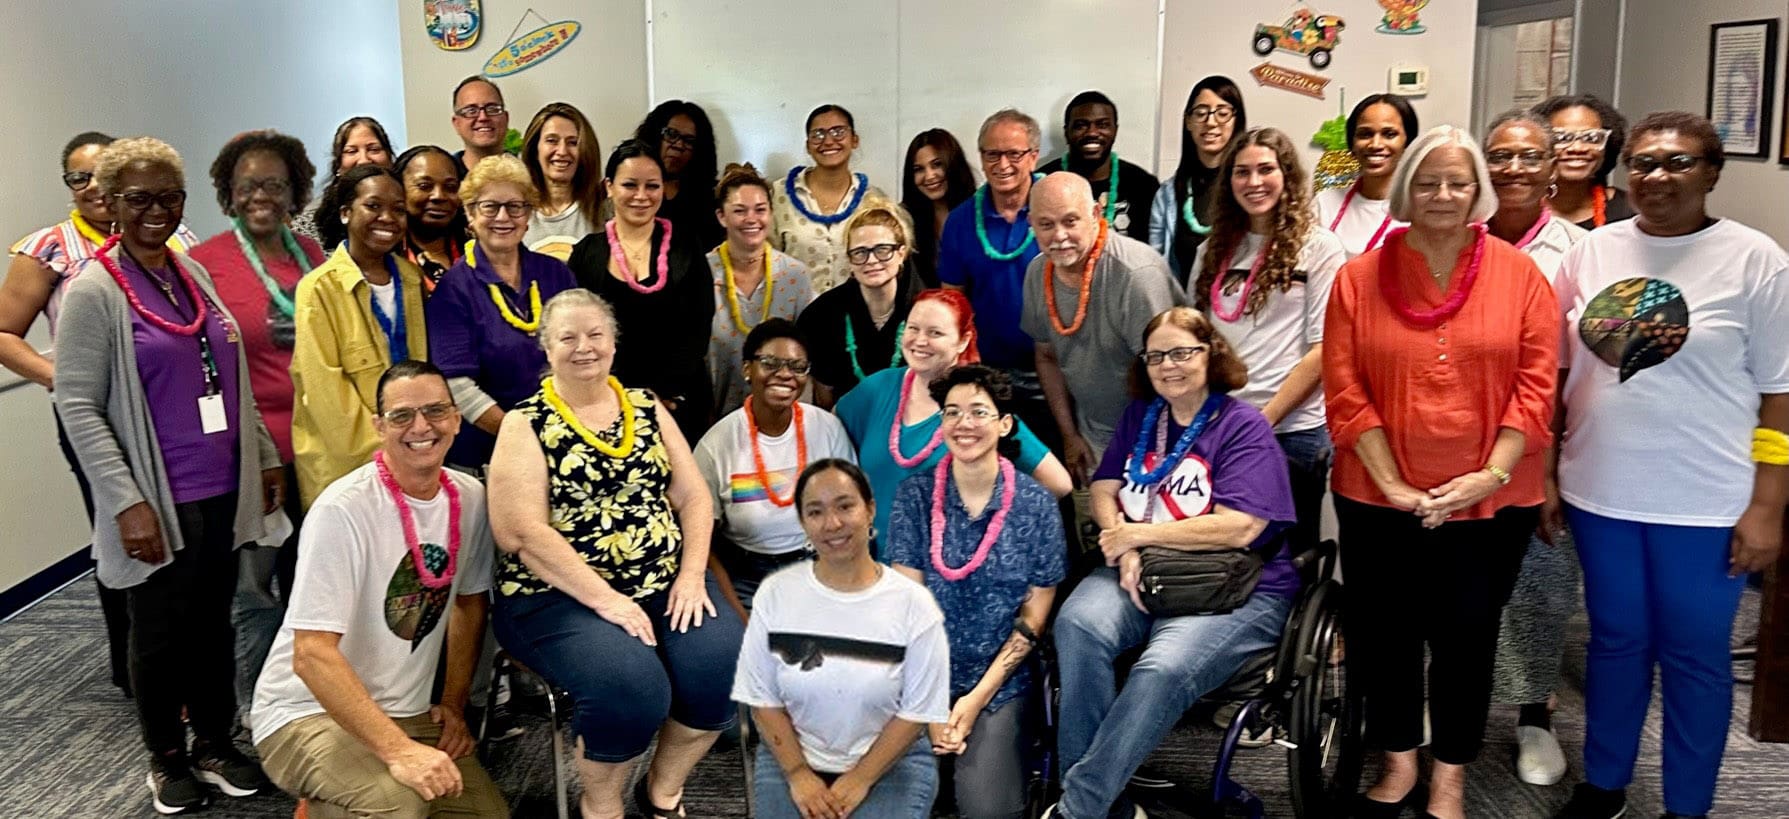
[1050,306,1298,819]
[733,459,952,819]
[887,365,1067,819]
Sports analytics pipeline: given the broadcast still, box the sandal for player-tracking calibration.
[632,774,685,819]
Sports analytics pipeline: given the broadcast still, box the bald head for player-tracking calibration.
[1030,171,1097,215]
[1029,172,1103,273]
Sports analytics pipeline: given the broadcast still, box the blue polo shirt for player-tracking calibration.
[937,189,1041,370]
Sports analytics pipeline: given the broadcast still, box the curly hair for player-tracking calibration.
[926,364,1023,460]
[1193,128,1314,317]
[1624,110,1726,171]
[632,100,718,195]
[208,129,317,217]
[522,103,604,224]
[1127,307,1249,399]
[459,154,540,208]
[714,162,773,204]
[1531,94,1629,185]
[95,137,184,197]
[316,164,404,249]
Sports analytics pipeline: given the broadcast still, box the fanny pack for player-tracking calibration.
[1135,546,1263,616]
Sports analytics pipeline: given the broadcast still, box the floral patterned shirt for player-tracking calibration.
[770,167,887,293]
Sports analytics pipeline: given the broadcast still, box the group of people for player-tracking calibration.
[2,69,1783,819]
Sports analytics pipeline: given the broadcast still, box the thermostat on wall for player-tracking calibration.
[1389,65,1429,96]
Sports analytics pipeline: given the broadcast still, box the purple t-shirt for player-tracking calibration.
[1093,395,1299,597]
[122,253,242,503]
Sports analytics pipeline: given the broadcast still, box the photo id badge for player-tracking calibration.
[199,394,229,434]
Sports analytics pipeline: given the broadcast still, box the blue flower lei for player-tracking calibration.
[784,167,869,226]
[1126,394,1221,487]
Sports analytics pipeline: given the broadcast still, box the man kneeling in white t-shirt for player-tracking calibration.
[249,360,508,818]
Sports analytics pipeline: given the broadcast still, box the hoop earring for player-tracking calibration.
[1546,183,1559,199]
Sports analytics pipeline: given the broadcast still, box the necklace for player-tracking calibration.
[1061,153,1120,223]
[887,368,946,468]
[1181,181,1212,236]
[1591,186,1607,227]
[606,218,673,294]
[972,184,1038,261]
[541,375,638,459]
[783,168,869,226]
[95,235,209,336]
[1378,225,1488,328]
[1043,218,1109,336]
[1127,395,1221,487]
[721,243,775,334]
[929,454,1017,582]
[745,397,806,508]
[1329,182,1394,252]
[1210,236,1273,323]
[232,218,311,318]
[373,450,461,590]
[845,316,905,382]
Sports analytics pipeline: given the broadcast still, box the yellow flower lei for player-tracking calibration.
[71,210,189,252]
[470,240,542,334]
[542,376,637,459]
[720,243,775,335]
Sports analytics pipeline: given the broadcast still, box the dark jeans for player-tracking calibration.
[55,408,130,691]
[129,493,242,754]
[714,538,810,611]
[1275,427,1332,561]
[1335,496,1534,765]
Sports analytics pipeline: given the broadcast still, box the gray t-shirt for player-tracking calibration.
[1021,233,1186,452]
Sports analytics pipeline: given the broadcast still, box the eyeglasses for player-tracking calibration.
[940,406,1001,425]
[661,126,699,147]
[62,171,94,190]
[1411,180,1479,198]
[1189,106,1236,123]
[1484,150,1550,171]
[454,103,507,119]
[470,199,531,218]
[1626,153,1705,175]
[379,402,456,427]
[846,243,902,264]
[1554,128,1611,147]
[114,189,187,211]
[752,356,812,375]
[1139,345,1208,366]
[234,177,292,198]
[808,125,852,144]
[979,148,1036,167]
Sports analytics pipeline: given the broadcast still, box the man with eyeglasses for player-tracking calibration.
[1046,91,1159,242]
[250,360,509,817]
[449,76,511,170]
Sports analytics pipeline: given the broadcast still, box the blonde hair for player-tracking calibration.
[843,197,914,248]
[459,154,541,208]
[538,288,619,351]
[1389,126,1498,224]
[95,137,184,196]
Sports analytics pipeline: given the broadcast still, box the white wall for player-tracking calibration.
[0,1,408,596]
[1617,0,1789,245]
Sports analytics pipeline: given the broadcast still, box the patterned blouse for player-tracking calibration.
[498,386,683,600]
[704,247,817,417]
[770,167,887,293]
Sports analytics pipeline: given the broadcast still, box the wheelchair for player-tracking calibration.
[1027,538,1362,819]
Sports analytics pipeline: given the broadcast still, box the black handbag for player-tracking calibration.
[1134,545,1263,616]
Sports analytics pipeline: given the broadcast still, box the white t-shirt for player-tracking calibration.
[369,279,398,321]
[1315,185,1406,259]
[732,563,950,773]
[693,403,857,555]
[1517,216,1588,284]
[1555,219,1789,526]
[250,463,496,744]
[1193,228,1345,433]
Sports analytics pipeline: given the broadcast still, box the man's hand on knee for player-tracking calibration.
[385,740,464,801]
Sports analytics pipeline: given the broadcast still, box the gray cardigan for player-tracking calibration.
[54,244,279,589]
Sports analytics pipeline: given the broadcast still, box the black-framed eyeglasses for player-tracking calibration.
[115,189,187,211]
[379,402,457,427]
[1484,150,1550,171]
[454,103,507,119]
[1139,345,1208,366]
[1189,106,1236,123]
[846,243,902,265]
[234,177,293,198]
[980,148,1035,167]
[752,356,812,376]
[940,406,1001,425]
[1626,153,1705,175]
[471,200,531,218]
[1554,128,1611,147]
[62,171,94,191]
[661,126,699,147]
[808,125,852,144]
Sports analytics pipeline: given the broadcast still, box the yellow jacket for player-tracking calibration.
[290,245,430,508]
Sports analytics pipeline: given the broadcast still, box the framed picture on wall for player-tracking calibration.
[1705,18,1777,160]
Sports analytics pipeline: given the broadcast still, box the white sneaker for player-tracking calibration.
[1039,802,1147,818]
[1515,724,1568,785]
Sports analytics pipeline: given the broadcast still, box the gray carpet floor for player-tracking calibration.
[2,577,1784,818]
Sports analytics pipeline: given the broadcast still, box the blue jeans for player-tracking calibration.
[1275,427,1332,560]
[1568,505,1745,816]
[1054,568,1292,819]
[753,736,937,819]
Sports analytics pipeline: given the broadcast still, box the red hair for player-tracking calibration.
[910,288,981,365]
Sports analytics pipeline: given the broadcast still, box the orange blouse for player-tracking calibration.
[1322,232,1558,519]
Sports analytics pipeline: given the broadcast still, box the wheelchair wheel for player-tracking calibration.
[1286,582,1362,819]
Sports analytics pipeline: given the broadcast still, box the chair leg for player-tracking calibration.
[549,690,570,819]
[740,703,755,818]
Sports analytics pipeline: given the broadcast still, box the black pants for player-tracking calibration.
[55,409,131,691]
[128,493,241,755]
[1335,496,1535,765]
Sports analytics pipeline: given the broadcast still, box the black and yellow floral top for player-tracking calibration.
[498,385,683,599]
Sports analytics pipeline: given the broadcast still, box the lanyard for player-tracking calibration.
[129,247,222,395]
[369,255,409,364]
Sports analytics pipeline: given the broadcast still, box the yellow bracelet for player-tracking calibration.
[1483,464,1512,485]
[1756,428,1789,465]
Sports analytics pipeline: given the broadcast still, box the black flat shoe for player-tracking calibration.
[1351,783,1428,818]
[632,774,685,819]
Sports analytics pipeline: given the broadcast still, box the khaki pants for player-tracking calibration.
[258,712,509,818]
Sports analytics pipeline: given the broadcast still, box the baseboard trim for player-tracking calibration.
[0,548,92,621]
